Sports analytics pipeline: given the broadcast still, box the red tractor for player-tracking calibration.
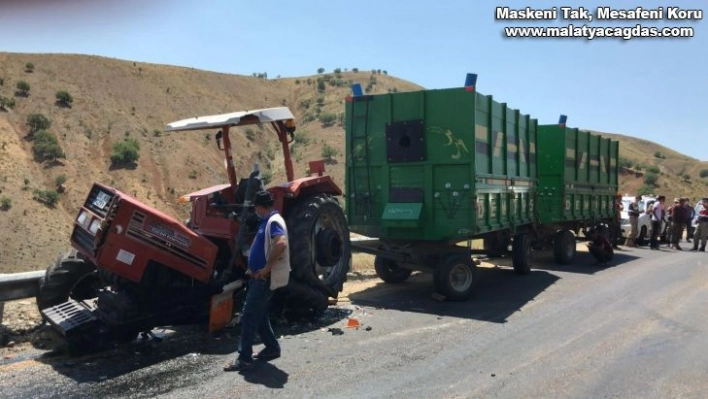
[37,107,351,354]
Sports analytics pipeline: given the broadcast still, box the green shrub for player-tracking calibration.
[644,172,658,186]
[646,165,660,174]
[55,90,73,106]
[245,128,256,141]
[26,113,51,134]
[25,62,34,72]
[318,112,337,127]
[322,143,338,159]
[32,189,59,207]
[0,196,11,210]
[637,184,654,196]
[261,169,273,185]
[110,138,140,166]
[700,169,708,178]
[16,80,30,95]
[294,131,310,145]
[55,174,67,187]
[0,96,16,110]
[618,157,633,169]
[32,130,65,161]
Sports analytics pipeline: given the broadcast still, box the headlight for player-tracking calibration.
[89,218,102,234]
[77,210,89,226]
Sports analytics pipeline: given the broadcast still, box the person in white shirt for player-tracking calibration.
[650,195,666,250]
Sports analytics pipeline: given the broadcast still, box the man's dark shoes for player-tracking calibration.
[224,359,254,372]
[254,349,281,361]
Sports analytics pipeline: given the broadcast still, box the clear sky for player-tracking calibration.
[1,0,706,160]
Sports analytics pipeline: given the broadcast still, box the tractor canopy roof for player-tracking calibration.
[164,107,294,132]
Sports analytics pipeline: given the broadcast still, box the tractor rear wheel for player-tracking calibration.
[282,194,351,317]
[37,249,104,311]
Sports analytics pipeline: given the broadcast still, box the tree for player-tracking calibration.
[352,68,359,73]
[25,62,35,72]
[322,143,338,160]
[26,113,51,134]
[32,130,65,161]
[644,172,658,186]
[16,80,30,95]
[110,138,141,167]
[56,90,73,107]
[317,68,325,74]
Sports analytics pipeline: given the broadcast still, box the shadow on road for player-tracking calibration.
[348,246,642,324]
[242,361,289,389]
[29,306,351,384]
[348,267,559,324]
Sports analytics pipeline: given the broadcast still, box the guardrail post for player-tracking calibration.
[0,302,4,325]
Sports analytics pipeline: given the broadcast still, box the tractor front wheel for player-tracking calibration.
[37,249,104,311]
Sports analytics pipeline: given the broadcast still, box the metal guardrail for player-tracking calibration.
[0,271,44,325]
[0,271,44,303]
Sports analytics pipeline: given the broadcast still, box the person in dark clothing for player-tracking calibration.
[670,197,689,250]
[587,228,614,265]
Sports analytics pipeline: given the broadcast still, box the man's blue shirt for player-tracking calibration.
[248,211,285,273]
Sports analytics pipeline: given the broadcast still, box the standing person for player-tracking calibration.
[691,197,708,252]
[670,197,689,250]
[224,190,290,372]
[685,198,696,243]
[650,195,666,250]
[613,194,623,249]
[625,195,641,247]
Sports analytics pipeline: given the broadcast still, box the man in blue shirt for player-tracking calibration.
[225,190,288,372]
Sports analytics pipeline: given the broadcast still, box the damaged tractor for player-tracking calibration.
[36,107,351,354]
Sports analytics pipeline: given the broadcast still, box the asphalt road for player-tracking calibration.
[2,245,708,399]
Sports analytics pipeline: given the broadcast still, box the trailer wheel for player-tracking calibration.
[512,233,532,275]
[284,194,350,317]
[553,230,576,265]
[433,253,478,301]
[36,250,103,311]
[374,256,413,284]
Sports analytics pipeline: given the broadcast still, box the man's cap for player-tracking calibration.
[253,190,275,207]
[657,195,665,200]
[702,197,708,202]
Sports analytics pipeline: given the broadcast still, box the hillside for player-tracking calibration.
[0,52,706,274]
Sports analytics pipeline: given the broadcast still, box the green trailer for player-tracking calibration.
[535,122,620,263]
[345,74,540,300]
[346,74,620,301]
